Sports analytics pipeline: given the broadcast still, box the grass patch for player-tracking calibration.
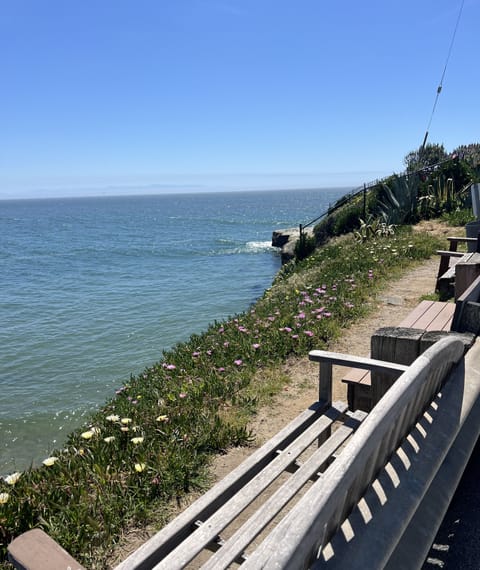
[0,225,444,569]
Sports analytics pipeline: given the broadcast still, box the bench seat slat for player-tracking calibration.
[115,400,341,570]
[152,403,347,569]
[201,410,367,570]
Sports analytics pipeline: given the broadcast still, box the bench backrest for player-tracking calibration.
[243,335,464,568]
[452,273,480,334]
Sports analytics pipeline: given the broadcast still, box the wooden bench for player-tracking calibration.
[8,336,480,569]
[243,336,480,569]
[451,273,480,335]
[436,235,480,299]
[342,300,456,411]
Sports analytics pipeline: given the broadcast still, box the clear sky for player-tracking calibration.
[1,0,478,199]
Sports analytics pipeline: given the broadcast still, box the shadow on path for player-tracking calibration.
[423,437,480,569]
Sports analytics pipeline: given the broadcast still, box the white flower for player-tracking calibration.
[4,472,21,485]
[121,418,132,425]
[134,463,146,472]
[42,456,58,467]
[106,414,120,422]
[0,492,10,504]
[103,436,115,443]
[81,430,94,440]
[131,437,144,445]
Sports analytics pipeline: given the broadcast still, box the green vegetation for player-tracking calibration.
[0,226,444,569]
[311,142,479,252]
[3,140,478,568]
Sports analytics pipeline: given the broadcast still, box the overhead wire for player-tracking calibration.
[421,0,465,150]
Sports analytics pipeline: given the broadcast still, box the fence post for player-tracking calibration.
[363,184,367,219]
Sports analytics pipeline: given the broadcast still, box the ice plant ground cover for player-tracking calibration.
[0,226,443,568]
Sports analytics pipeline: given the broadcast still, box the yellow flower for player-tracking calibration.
[106,414,120,422]
[120,427,129,432]
[134,463,146,472]
[4,472,21,485]
[0,492,9,504]
[81,430,94,440]
[131,437,144,445]
[156,415,169,422]
[42,457,58,467]
[103,436,115,443]
[121,418,132,425]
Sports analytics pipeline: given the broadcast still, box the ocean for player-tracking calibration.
[0,188,346,474]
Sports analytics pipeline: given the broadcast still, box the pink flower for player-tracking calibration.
[252,343,261,349]
[166,364,176,370]
[284,327,292,333]
[223,341,230,347]
[297,312,306,319]
[304,331,314,337]
[179,392,187,399]
[234,359,243,366]
[292,334,299,339]
[192,351,200,357]
[218,367,225,372]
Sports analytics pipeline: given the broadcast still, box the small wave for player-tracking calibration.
[245,241,276,253]
[212,241,277,255]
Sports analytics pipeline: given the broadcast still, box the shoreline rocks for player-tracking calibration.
[272,227,314,264]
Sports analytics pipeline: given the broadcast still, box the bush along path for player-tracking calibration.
[0,225,444,569]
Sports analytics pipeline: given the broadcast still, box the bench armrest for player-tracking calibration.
[308,350,408,405]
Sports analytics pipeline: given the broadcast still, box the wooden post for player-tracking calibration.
[370,327,423,406]
[319,361,332,407]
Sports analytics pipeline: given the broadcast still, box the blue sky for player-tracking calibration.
[1,0,478,199]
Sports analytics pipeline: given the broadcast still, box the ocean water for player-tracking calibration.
[0,188,346,474]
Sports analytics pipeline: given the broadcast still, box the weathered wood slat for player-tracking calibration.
[151,403,347,569]
[242,336,464,569]
[114,400,336,570]
[427,302,455,330]
[397,300,434,327]
[308,351,408,374]
[200,410,367,570]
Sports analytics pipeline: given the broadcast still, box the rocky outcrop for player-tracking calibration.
[272,227,314,264]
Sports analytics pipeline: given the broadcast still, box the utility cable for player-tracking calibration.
[421,0,465,150]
